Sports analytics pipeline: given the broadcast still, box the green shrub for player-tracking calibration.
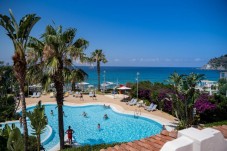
[61,143,122,151]
[0,135,7,151]
[205,120,227,127]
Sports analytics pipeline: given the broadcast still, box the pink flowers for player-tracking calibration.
[194,94,216,114]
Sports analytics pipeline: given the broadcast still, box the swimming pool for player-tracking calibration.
[25,104,162,150]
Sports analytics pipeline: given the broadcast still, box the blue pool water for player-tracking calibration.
[26,104,162,150]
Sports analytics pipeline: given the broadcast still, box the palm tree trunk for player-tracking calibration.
[97,61,100,91]
[20,84,29,151]
[37,134,40,151]
[54,61,65,149]
[72,81,75,91]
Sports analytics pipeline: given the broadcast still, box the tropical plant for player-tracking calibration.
[167,72,184,91]
[27,101,47,151]
[0,10,40,150]
[27,25,88,149]
[166,73,204,128]
[7,127,24,151]
[90,49,107,91]
[66,68,88,91]
[0,61,17,97]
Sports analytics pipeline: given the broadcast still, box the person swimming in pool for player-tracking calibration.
[82,112,88,118]
[50,110,53,116]
[97,123,101,131]
[103,114,108,120]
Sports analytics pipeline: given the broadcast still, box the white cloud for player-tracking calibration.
[130,58,137,62]
[114,58,120,62]
[165,58,171,62]
[194,58,202,62]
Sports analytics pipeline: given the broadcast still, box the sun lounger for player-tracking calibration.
[89,92,93,97]
[31,92,36,98]
[50,92,55,98]
[64,92,69,97]
[137,100,144,107]
[129,99,137,106]
[74,91,80,97]
[68,90,73,95]
[147,104,157,112]
[126,98,135,105]
[144,103,154,110]
[33,92,41,98]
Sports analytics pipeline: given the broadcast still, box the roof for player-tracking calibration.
[100,125,227,151]
[100,130,178,151]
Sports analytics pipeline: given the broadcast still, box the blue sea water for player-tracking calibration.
[78,66,220,86]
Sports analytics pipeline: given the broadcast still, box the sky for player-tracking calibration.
[0,0,227,67]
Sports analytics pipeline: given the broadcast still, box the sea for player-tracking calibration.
[78,66,220,86]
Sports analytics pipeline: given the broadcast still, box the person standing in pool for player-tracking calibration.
[50,110,53,116]
[97,123,101,131]
[66,126,74,144]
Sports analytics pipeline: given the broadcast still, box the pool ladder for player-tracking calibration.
[134,109,141,118]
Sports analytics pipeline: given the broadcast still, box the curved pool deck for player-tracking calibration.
[14,94,177,150]
[22,101,175,151]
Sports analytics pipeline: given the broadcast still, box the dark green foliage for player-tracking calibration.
[206,54,227,69]
[204,120,227,127]
[0,95,19,122]
[61,143,122,151]
[0,135,7,151]
[27,136,38,151]
[219,84,227,96]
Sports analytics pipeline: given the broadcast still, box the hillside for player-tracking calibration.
[202,54,227,70]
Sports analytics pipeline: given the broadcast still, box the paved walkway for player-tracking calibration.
[24,93,177,126]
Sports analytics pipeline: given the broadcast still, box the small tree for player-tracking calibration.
[27,101,47,151]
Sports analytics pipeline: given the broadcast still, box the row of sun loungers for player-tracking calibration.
[126,98,157,111]
[31,92,41,98]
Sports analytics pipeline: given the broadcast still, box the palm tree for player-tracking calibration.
[167,72,184,91]
[90,49,107,91]
[167,72,204,128]
[27,101,47,151]
[66,68,88,91]
[27,25,88,149]
[0,9,40,150]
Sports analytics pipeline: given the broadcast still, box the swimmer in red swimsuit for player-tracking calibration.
[65,126,74,144]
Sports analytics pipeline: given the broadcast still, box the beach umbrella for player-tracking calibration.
[117,86,131,90]
[78,82,89,91]
[117,86,131,99]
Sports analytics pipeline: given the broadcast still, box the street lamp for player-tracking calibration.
[103,70,106,93]
[136,72,140,99]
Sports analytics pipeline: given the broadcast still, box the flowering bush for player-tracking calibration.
[139,89,151,101]
[194,94,216,114]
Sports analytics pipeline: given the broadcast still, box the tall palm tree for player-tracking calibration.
[90,49,107,91]
[27,25,88,149]
[0,9,40,150]
[27,101,47,151]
